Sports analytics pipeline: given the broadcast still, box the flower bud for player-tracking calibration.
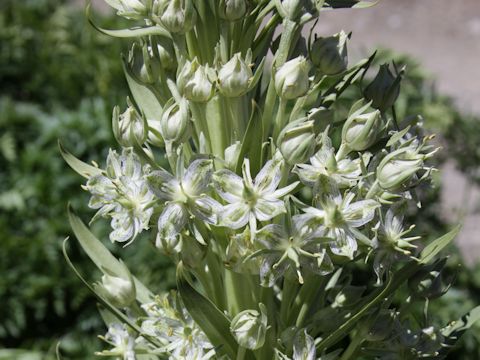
[362,310,396,342]
[157,39,177,72]
[408,259,449,299]
[364,64,402,112]
[177,59,216,102]
[376,142,432,190]
[224,141,241,170]
[274,56,310,100]
[98,263,136,308]
[230,304,268,350]
[153,0,196,33]
[277,118,316,165]
[219,0,248,21]
[112,101,147,147]
[160,98,191,144]
[275,0,317,22]
[342,107,382,151]
[105,0,147,20]
[310,31,348,75]
[218,53,253,97]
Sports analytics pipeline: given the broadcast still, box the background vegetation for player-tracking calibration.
[0,1,478,358]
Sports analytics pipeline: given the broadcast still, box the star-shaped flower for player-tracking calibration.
[147,158,221,249]
[213,156,299,237]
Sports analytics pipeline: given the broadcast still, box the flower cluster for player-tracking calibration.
[63,0,477,359]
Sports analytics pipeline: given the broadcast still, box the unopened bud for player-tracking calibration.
[224,141,241,170]
[160,98,191,144]
[153,0,196,33]
[275,56,310,100]
[230,304,268,350]
[364,64,402,112]
[98,262,136,308]
[218,53,253,97]
[310,31,348,75]
[275,0,316,22]
[105,0,147,20]
[219,0,248,21]
[408,259,449,299]
[112,101,147,147]
[342,105,382,151]
[376,143,432,190]
[177,58,216,102]
[277,118,316,165]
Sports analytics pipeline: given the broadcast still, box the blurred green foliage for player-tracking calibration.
[0,0,174,358]
[1,1,479,359]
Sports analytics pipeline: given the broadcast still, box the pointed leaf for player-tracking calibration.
[420,225,461,264]
[68,206,153,303]
[177,263,239,359]
[59,141,102,179]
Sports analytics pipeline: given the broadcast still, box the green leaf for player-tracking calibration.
[177,263,238,359]
[62,238,162,349]
[419,225,461,264]
[58,141,102,179]
[86,2,171,39]
[235,102,264,175]
[122,57,164,123]
[67,206,153,303]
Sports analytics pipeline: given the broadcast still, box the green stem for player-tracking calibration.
[293,276,324,328]
[365,179,381,199]
[273,99,288,141]
[236,346,247,360]
[340,334,363,360]
[280,278,299,328]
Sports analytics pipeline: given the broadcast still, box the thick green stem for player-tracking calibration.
[340,334,363,360]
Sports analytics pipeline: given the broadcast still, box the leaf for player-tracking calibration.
[176,263,238,359]
[419,225,461,264]
[86,2,171,39]
[62,238,162,349]
[122,57,164,123]
[67,206,153,303]
[59,141,102,179]
[235,101,264,175]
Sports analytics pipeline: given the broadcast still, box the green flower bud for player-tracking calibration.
[342,107,382,151]
[160,98,191,144]
[362,310,396,342]
[275,0,317,22]
[274,56,310,100]
[408,259,449,299]
[376,140,436,190]
[153,0,196,33]
[364,64,402,112]
[105,0,147,20]
[230,304,268,350]
[97,262,136,308]
[310,31,348,75]
[177,59,216,102]
[224,141,241,170]
[112,101,147,147]
[219,0,248,21]
[277,118,316,165]
[218,53,253,97]
[156,39,177,72]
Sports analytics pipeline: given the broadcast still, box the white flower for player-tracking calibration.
[294,134,368,189]
[97,323,136,360]
[372,210,419,284]
[217,53,253,97]
[85,148,154,244]
[302,184,379,259]
[147,159,221,249]
[255,215,333,286]
[213,156,298,238]
[230,304,268,350]
[141,293,216,359]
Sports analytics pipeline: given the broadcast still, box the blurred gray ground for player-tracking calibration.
[88,0,480,262]
[316,0,480,262]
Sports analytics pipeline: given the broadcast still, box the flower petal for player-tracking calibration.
[213,169,244,203]
[254,198,285,221]
[183,159,213,195]
[254,159,282,194]
[221,203,250,229]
